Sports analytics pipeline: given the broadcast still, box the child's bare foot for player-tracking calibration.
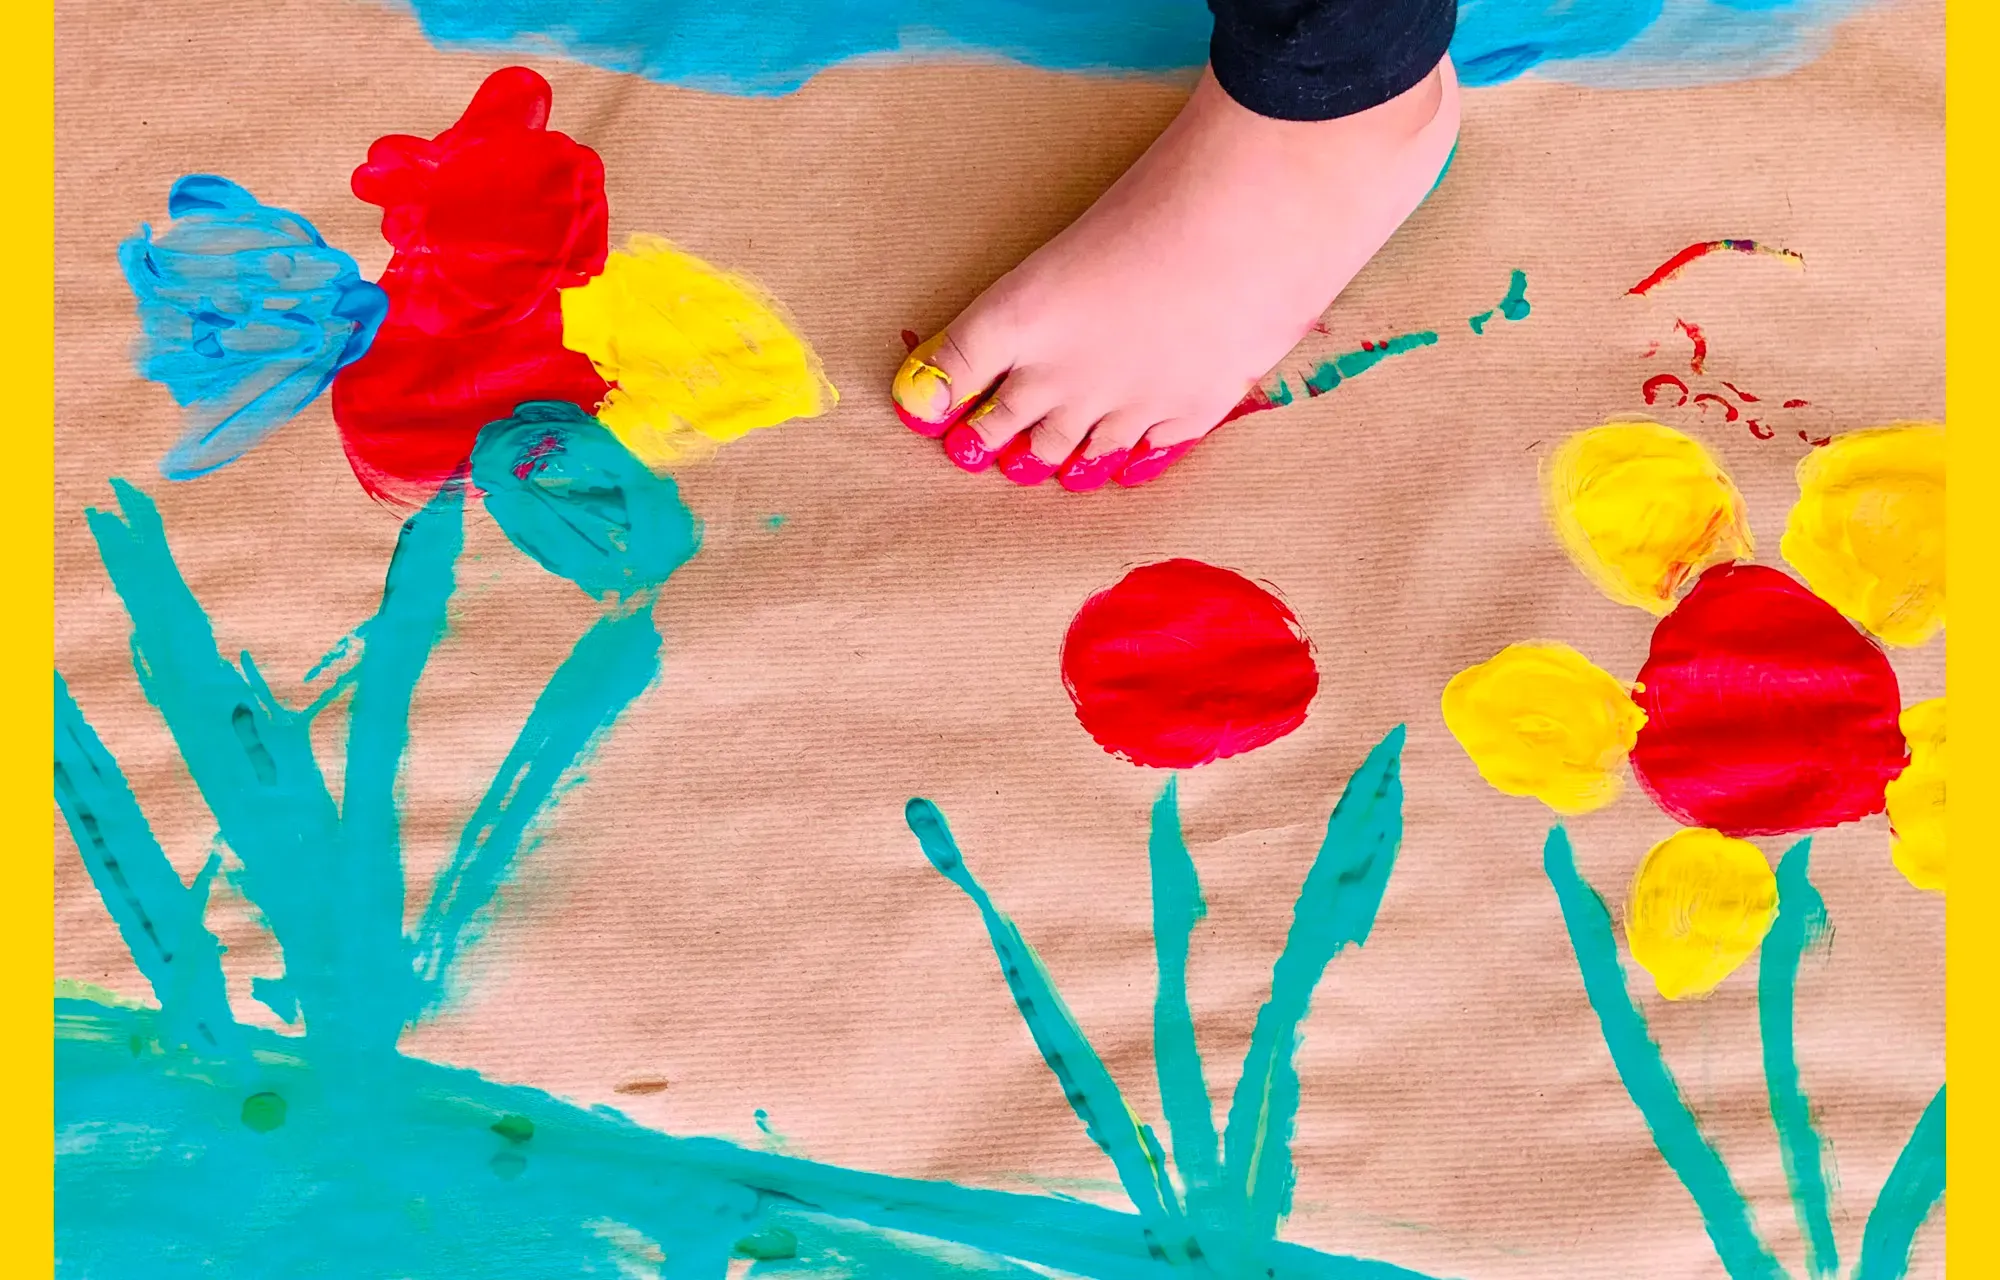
[891,57,1460,490]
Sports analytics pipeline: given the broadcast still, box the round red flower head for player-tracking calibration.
[1061,559,1320,768]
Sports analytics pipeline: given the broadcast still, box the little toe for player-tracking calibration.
[1055,411,1152,491]
[1116,419,1211,487]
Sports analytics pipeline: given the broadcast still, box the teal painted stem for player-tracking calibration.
[1221,726,1406,1249]
[904,797,1188,1255]
[414,600,665,1002]
[1759,838,1837,1276]
[338,485,464,1035]
[53,673,235,1054]
[1149,777,1221,1208]
[85,480,376,1048]
[1542,826,1785,1280]
[1853,1086,1945,1280]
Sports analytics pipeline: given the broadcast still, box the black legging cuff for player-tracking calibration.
[1208,0,1456,122]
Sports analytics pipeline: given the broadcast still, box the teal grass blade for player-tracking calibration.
[1543,826,1784,1280]
[1853,1085,1945,1280]
[1150,777,1222,1207]
[1759,838,1837,1276]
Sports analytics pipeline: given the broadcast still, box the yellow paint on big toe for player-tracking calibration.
[1885,697,1946,892]
[1626,828,1777,1001]
[560,234,836,467]
[1547,421,1752,613]
[1781,423,1946,646]
[1441,641,1646,814]
[892,332,955,420]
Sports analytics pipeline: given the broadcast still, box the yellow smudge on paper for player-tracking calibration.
[1780,422,1946,646]
[1626,828,1776,1001]
[560,234,836,467]
[1441,641,1646,814]
[1547,421,1752,613]
[1885,697,1945,892]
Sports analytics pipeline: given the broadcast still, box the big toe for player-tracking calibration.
[891,324,1007,437]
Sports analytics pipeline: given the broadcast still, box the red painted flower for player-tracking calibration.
[332,67,610,505]
[1061,559,1320,768]
[1630,563,1908,837]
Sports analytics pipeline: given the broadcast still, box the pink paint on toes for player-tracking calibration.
[1059,448,1128,492]
[944,423,997,471]
[1115,439,1198,487]
[997,435,1060,486]
[896,400,955,439]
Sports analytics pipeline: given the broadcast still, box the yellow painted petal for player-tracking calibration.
[1626,828,1777,1001]
[1780,423,1946,646]
[1546,421,1753,613]
[1885,697,1945,892]
[1441,641,1646,814]
[560,233,837,467]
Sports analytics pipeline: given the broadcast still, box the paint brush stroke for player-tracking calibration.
[400,0,1874,93]
[1627,240,1806,296]
[53,675,236,1054]
[1542,826,1785,1280]
[1853,1086,1946,1280]
[414,603,665,1004]
[904,797,1187,1252]
[1222,726,1404,1251]
[1757,838,1838,1278]
[119,175,387,479]
[1149,778,1222,1207]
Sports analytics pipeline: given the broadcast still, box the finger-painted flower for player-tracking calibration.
[1625,827,1777,1000]
[1781,422,1946,647]
[470,401,700,598]
[1546,421,1752,614]
[1884,698,1945,892]
[1441,642,1645,814]
[1061,559,1318,768]
[119,175,387,479]
[559,234,835,467]
[1629,563,1907,837]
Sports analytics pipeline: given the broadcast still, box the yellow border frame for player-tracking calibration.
[8,0,54,1271]
[1948,0,1990,1269]
[17,0,1986,1271]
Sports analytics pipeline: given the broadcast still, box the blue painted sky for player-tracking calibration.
[398,0,1875,94]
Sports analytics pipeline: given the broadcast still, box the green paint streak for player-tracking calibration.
[240,1091,287,1133]
[903,798,1187,1250]
[1854,1086,1946,1280]
[735,1226,800,1260]
[1466,311,1493,335]
[1222,727,1405,1254]
[1149,778,1220,1209]
[1759,839,1837,1277]
[1268,380,1295,407]
[1543,826,1784,1280]
[492,1114,535,1144]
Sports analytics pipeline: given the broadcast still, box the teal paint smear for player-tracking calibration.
[398,0,1873,95]
[766,514,789,530]
[85,479,394,1049]
[1298,332,1438,398]
[1222,726,1404,1253]
[1148,778,1221,1208]
[1497,270,1530,321]
[414,603,665,1003]
[1542,826,1785,1280]
[119,175,386,480]
[1854,1086,1945,1280]
[1758,838,1837,1277]
[470,401,702,600]
[53,674,235,1054]
[1466,311,1493,335]
[903,797,1188,1255]
[335,485,465,1039]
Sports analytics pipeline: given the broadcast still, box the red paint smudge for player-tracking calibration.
[1219,386,1274,425]
[1627,239,1806,296]
[997,433,1061,486]
[1642,341,1661,358]
[1060,559,1320,768]
[1675,319,1708,374]
[1747,419,1774,440]
[900,329,922,353]
[1691,392,1738,423]
[1630,564,1907,837]
[1642,374,1690,407]
[1720,381,1759,402]
[1783,398,1810,409]
[333,67,609,505]
[943,422,996,471]
[1115,437,1198,486]
[1058,447,1129,492]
